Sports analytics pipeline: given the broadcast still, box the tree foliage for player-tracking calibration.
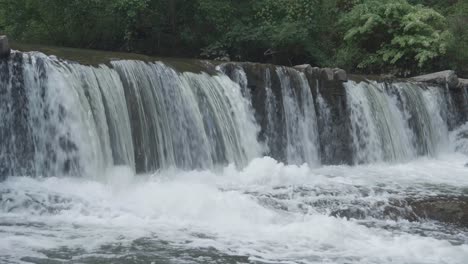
[445,0,468,75]
[339,0,450,75]
[0,0,466,76]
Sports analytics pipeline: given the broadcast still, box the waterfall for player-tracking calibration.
[345,81,449,163]
[93,65,135,169]
[221,63,323,166]
[263,68,283,158]
[314,80,334,162]
[0,51,465,179]
[0,52,113,178]
[113,61,261,172]
[276,67,320,166]
[0,52,262,178]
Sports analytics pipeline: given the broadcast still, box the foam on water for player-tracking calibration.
[1,155,468,264]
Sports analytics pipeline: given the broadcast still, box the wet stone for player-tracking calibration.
[412,70,459,90]
[410,197,468,227]
[320,68,335,81]
[0,36,10,59]
[459,78,468,89]
[333,68,348,82]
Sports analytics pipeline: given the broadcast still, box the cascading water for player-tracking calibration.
[0,52,262,178]
[112,60,261,172]
[221,63,322,166]
[1,51,468,264]
[276,67,320,166]
[345,81,450,163]
[263,68,283,158]
[0,52,113,178]
[314,80,335,162]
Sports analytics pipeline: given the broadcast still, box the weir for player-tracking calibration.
[0,50,466,178]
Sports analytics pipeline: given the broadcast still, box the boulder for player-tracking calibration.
[293,64,322,78]
[214,55,230,62]
[294,65,347,81]
[0,35,10,59]
[320,68,335,81]
[411,70,459,89]
[410,197,468,227]
[329,196,468,227]
[459,78,468,89]
[293,64,312,72]
[310,67,321,77]
[333,68,348,82]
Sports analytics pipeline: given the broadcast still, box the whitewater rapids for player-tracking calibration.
[1,154,468,264]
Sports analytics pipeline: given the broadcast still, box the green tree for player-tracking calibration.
[195,0,339,65]
[0,0,463,75]
[338,0,451,75]
[445,0,468,76]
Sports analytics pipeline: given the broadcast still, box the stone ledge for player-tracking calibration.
[0,35,11,59]
[411,70,459,89]
[459,78,468,89]
[294,64,348,82]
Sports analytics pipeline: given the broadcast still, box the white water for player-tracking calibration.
[111,60,262,171]
[277,67,320,166]
[346,81,450,164]
[1,155,468,264]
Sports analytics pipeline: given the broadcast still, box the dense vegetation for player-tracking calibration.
[0,0,466,76]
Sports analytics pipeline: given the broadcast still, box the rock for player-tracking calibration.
[0,35,10,59]
[321,68,335,81]
[411,70,459,89]
[329,197,468,227]
[294,64,322,78]
[333,68,348,82]
[465,163,468,168]
[294,64,312,72]
[331,208,366,220]
[410,197,468,227]
[214,55,230,62]
[309,67,322,77]
[294,65,347,81]
[459,78,468,89]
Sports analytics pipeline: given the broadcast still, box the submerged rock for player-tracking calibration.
[411,70,459,89]
[409,197,468,227]
[329,196,468,228]
[0,35,10,59]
